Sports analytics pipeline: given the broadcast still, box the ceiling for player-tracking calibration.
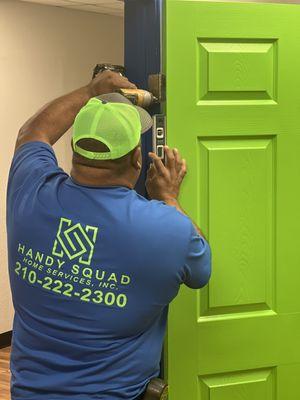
[20,0,124,17]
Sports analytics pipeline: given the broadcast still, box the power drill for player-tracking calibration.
[92,64,158,108]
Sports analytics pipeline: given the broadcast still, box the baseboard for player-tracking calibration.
[0,331,12,348]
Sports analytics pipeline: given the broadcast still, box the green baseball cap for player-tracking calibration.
[72,93,153,160]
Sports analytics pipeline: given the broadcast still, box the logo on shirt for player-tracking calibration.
[52,217,98,265]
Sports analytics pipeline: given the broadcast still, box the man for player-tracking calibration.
[7,71,211,400]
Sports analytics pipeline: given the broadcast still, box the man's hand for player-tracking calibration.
[146,146,187,202]
[16,71,136,150]
[87,70,137,97]
[146,147,206,237]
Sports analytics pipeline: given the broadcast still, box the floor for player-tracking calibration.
[0,347,10,400]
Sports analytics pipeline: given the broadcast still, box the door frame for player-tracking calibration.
[124,0,164,197]
[124,0,167,377]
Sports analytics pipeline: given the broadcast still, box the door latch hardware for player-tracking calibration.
[153,114,167,160]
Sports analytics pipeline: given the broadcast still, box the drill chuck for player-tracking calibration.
[118,88,158,108]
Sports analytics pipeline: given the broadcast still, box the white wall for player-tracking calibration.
[0,0,124,333]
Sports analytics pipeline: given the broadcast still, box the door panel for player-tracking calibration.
[198,39,277,103]
[165,1,300,399]
[199,368,275,400]
[199,136,274,313]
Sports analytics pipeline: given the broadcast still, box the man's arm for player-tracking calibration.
[146,147,211,289]
[162,197,205,238]
[16,71,136,151]
[146,146,206,238]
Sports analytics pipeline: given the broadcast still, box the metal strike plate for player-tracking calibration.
[148,74,166,102]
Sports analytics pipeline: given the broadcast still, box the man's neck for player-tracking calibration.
[70,164,134,189]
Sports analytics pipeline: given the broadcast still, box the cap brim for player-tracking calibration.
[97,93,153,134]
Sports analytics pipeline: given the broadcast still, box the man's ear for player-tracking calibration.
[131,146,142,170]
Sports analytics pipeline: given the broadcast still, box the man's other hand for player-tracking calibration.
[146,146,187,202]
[87,70,137,97]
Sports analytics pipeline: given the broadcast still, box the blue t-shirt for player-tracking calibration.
[6,141,211,400]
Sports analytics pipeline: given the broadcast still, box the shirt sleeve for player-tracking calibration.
[8,141,59,193]
[182,223,212,289]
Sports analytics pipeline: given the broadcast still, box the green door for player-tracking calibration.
[165,1,300,399]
